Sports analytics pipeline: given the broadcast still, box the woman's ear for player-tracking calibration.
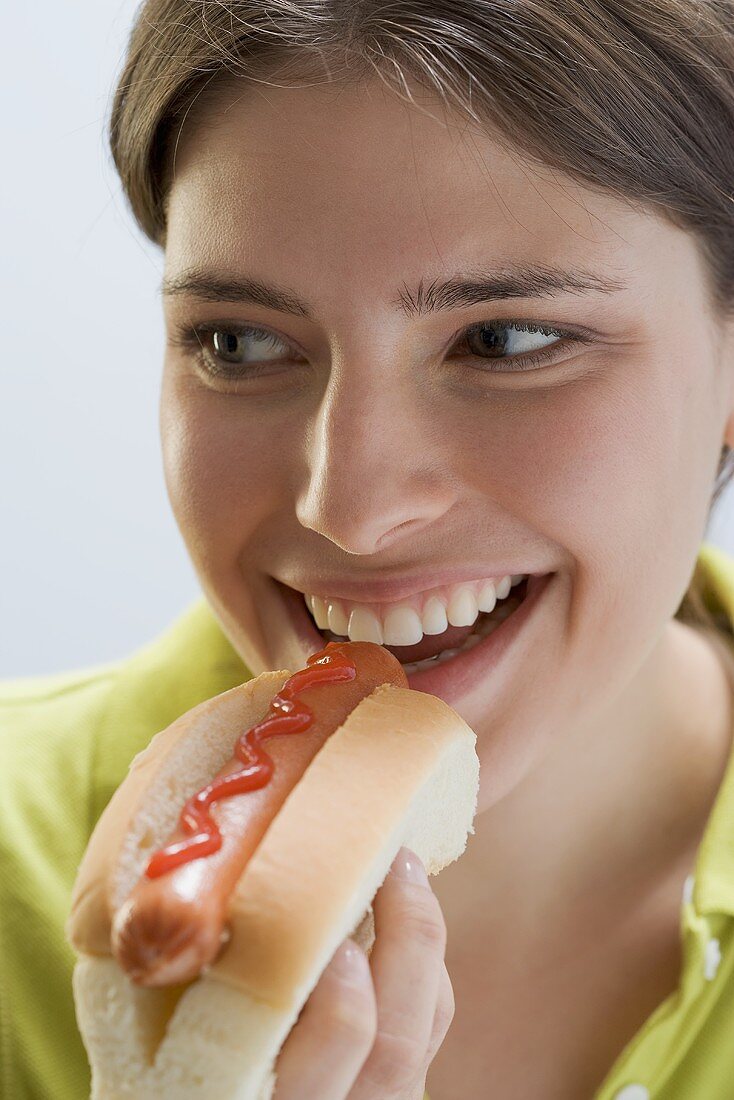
[721,323,734,449]
[724,412,734,451]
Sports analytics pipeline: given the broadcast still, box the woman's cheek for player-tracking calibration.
[552,355,690,532]
[452,367,645,548]
[159,365,290,567]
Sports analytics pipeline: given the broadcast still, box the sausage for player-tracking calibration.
[111,641,407,987]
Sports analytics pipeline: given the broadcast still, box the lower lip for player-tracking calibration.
[276,572,554,704]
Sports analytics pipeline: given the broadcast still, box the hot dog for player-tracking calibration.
[111,641,407,987]
[66,639,480,1100]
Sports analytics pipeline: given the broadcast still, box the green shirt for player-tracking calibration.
[1,543,734,1099]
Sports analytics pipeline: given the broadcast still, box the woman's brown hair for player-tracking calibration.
[108,0,734,672]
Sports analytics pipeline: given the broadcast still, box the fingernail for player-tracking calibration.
[332,939,364,976]
[390,846,428,885]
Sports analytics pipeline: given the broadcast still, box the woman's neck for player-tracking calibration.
[433,618,734,945]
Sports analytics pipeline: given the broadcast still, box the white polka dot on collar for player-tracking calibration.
[682,873,695,906]
[705,937,722,981]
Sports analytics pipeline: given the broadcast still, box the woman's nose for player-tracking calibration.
[295,374,455,556]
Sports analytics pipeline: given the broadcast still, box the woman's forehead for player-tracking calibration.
[163,77,699,309]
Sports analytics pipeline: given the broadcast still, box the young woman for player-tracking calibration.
[4,1,734,1097]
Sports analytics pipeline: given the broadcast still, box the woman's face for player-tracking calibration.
[161,75,734,808]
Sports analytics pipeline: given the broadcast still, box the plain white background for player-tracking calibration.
[3,0,734,678]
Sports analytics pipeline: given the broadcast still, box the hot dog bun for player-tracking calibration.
[65,647,480,1099]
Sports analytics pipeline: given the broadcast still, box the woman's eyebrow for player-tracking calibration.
[160,263,627,319]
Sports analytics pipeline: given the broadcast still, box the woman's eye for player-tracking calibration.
[205,325,296,369]
[167,321,304,382]
[450,320,583,372]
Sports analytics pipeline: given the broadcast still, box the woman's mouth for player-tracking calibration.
[275,571,554,704]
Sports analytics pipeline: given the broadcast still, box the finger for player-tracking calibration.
[423,960,455,1066]
[273,937,377,1100]
[348,847,447,1099]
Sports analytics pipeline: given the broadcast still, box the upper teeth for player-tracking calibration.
[304,574,527,646]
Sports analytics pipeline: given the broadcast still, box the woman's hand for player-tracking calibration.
[272,846,454,1099]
